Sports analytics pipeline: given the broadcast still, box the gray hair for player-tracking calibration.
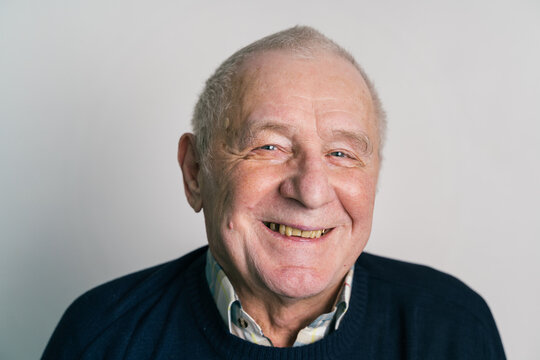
[191,25,386,167]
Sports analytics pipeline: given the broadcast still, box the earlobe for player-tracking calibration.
[178,133,203,212]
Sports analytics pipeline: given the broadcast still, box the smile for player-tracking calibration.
[263,222,331,238]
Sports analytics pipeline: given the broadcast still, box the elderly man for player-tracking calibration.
[43,26,505,359]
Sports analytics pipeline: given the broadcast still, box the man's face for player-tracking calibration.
[201,51,380,302]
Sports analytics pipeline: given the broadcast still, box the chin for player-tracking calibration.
[265,267,336,300]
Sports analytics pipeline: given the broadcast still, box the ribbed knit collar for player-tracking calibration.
[186,248,369,360]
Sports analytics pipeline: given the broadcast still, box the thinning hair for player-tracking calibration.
[191,26,386,168]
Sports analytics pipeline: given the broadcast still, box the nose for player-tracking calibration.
[279,153,334,209]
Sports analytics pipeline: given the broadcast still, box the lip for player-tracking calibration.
[259,221,333,242]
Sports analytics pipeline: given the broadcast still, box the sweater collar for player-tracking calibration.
[187,246,369,360]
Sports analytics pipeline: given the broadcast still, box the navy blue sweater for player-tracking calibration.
[42,247,505,359]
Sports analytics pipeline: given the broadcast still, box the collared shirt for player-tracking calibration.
[205,250,354,347]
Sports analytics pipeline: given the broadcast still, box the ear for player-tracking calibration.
[178,133,203,212]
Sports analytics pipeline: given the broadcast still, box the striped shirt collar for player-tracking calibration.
[205,249,354,347]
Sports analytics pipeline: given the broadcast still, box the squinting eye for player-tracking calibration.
[329,151,346,158]
[259,145,277,151]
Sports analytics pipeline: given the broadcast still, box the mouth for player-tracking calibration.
[263,222,331,239]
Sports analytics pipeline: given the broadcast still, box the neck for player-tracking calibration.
[236,281,342,347]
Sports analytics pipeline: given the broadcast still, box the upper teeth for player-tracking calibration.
[265,222,329,238]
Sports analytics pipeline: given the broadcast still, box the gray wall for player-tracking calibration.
[1,1,539,359]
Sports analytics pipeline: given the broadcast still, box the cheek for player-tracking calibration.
[211,165,281,266]
[228,162,282,210]
[335,172,378,226]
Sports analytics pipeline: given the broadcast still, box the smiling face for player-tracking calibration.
[199,50,380,303]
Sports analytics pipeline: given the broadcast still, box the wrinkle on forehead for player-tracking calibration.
[244,64,371,116]
[241,79,370,112]
[221,50,378,154]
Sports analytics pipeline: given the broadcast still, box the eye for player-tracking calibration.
[247,143,288,162]
[326,150,364,167]
[329,151,347,158]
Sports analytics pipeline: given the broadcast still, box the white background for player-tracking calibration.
[1,1,539,358]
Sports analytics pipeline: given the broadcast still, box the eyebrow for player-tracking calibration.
[330,129,373,155]
[237,120,373,155]
[238,121,294,149]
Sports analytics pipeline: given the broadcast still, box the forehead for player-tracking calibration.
[233,51,375,126]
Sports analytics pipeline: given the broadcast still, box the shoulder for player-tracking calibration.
[68,246,207,317]
[42,246,208,359]
[357,252,486,307]
[354,252,505,358]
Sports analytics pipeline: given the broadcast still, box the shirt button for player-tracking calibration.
[238,318,248,328]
